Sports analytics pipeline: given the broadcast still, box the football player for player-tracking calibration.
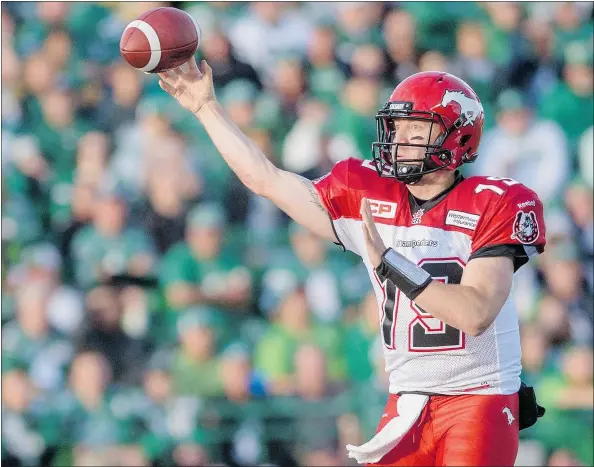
[159,58,546,466]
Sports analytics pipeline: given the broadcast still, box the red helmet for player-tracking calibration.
[371,71,485,184]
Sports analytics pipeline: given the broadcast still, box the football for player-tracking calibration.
[120,7,201,73]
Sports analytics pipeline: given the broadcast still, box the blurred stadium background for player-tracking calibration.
[1,2,593,466]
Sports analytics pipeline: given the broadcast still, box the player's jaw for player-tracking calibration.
[389,131,441,180]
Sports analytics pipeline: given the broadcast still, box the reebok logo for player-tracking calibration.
[517,200,536,209]
[445,210,480,230]
[368,199,397,219]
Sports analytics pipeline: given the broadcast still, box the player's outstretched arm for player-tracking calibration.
[158,58,336,243]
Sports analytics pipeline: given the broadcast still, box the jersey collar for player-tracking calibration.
[408,171,465,217]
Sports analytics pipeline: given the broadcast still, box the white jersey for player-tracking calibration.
[313,158,546,395]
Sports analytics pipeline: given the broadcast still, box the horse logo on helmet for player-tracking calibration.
[440,90,482,127]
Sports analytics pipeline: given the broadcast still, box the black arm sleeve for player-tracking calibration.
[469,244,530,272]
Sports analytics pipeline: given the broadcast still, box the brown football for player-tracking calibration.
[120,7,200,73]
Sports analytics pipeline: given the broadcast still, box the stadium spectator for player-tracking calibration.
[382,9,418,84]
[254,284,346,395]
[473,88,570,207]
[200,26,262,91]
[228,2,312,76]
[70,185,157,289]
[539,40,594,149]
[306,25,348,106]
[292,345,342,466]
[77,286,146,384]
[2,282,74,392]
[170,308,224,398]
[159,202,253,347]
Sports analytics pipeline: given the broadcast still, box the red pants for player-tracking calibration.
[368,392,519,467]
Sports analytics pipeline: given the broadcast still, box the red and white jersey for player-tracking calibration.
[313,158,546,396]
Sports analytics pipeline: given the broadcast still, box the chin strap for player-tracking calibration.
[395,163,424,184]
[392,147,455,185]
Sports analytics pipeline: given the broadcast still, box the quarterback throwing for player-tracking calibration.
[159,58,546,466]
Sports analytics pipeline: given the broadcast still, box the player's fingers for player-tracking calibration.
[362,198,385,251]
[188,56,198,70]
[200,60,212,77]
[365,200,381,237]
[360,197,367,219]
[364,198,375,221]
[188,60,203,79]
[159,80,175,95]
[158,72,175,85]
[161,70,179,84]
[361,207,374,241]
[177,62,190,74]
[360,198,374,230]
[361,221,371,245]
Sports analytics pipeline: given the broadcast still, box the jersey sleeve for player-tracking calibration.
[470,185,546,271]
[312,158,362,256]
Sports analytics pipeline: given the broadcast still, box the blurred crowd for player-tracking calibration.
[1,2,593,466]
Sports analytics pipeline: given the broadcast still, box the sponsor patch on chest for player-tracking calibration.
[368,199,398,219]
[445,210,480,230]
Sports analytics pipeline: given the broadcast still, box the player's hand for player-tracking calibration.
[361,197,387,269]
[158,57,216,115]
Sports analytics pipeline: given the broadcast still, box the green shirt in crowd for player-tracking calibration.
[71,226,157,289]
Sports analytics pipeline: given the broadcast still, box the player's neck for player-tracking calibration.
[405,172,457,201]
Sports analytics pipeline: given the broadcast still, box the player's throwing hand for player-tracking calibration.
[158,57,216,115]
[361,197,387,269]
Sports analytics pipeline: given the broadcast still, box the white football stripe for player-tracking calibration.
[183,11,201,48]
[124,19,162,72]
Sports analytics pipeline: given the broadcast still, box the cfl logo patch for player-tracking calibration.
[368,199,398,219]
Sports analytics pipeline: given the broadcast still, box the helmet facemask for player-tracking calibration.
[371,102,459,185]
